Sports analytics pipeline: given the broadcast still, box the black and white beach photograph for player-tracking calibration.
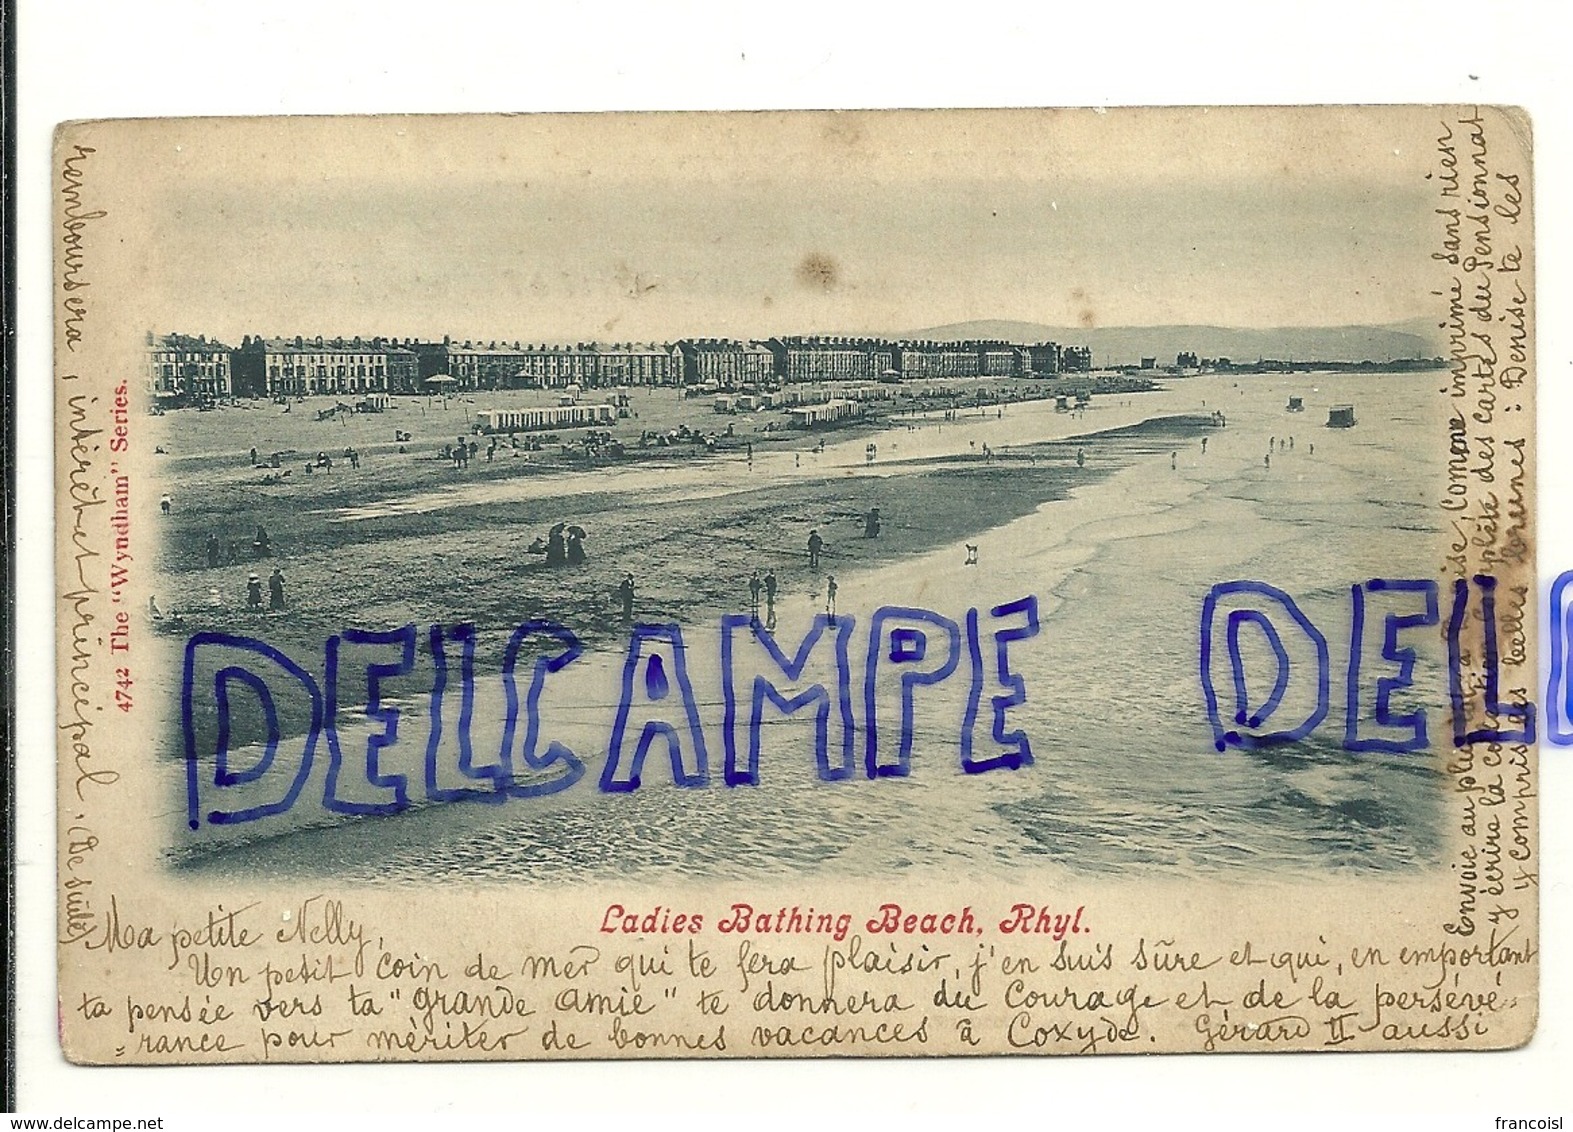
[137,110,1467,884]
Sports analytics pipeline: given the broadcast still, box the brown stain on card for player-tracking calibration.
[1071,287,1097,328]
[796,253,840,292]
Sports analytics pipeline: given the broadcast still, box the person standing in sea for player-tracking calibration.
[807,529,824,569]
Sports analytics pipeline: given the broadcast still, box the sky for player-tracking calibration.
[126,107,1447,344]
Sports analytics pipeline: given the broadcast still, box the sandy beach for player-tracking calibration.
[148,382,1195,666]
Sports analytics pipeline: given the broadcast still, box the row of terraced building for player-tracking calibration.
[144,331,1093,401]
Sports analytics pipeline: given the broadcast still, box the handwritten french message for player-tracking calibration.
[1431,107,1537,958]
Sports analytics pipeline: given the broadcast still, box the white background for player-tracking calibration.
[13,1,1573,1123]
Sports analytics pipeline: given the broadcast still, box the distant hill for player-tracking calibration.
[892,319,1445,367]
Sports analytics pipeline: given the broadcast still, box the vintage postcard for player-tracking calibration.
[55,107,1537,1062]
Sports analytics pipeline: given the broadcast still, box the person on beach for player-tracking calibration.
[160,493,172,515]
[764,569,778,629]
[1201,436,1208,454]
[566,526,587,565]
[206,533,221,568]
[250,446,258,466]
[546,524,567,567]
[254,525,271,558]
[826,575,838,620]
[618,573,635,622]
[268,567,286,611]
[246,573,264,611]
[1171,451,1177,471]
[1264,453,1272,469]
[807,529,824,569]
[749,570,763,623]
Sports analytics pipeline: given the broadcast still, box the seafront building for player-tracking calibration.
[676,339,776,386]
[765,336,896,382]
[894,340,983,379]
[229,335,419,398]
[145,328,1089,402]
[410,339,683,391]
[587,343,683,387]
[144,332,235,401]
[1026,342,1063,375]
[1061,345,1094,372]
